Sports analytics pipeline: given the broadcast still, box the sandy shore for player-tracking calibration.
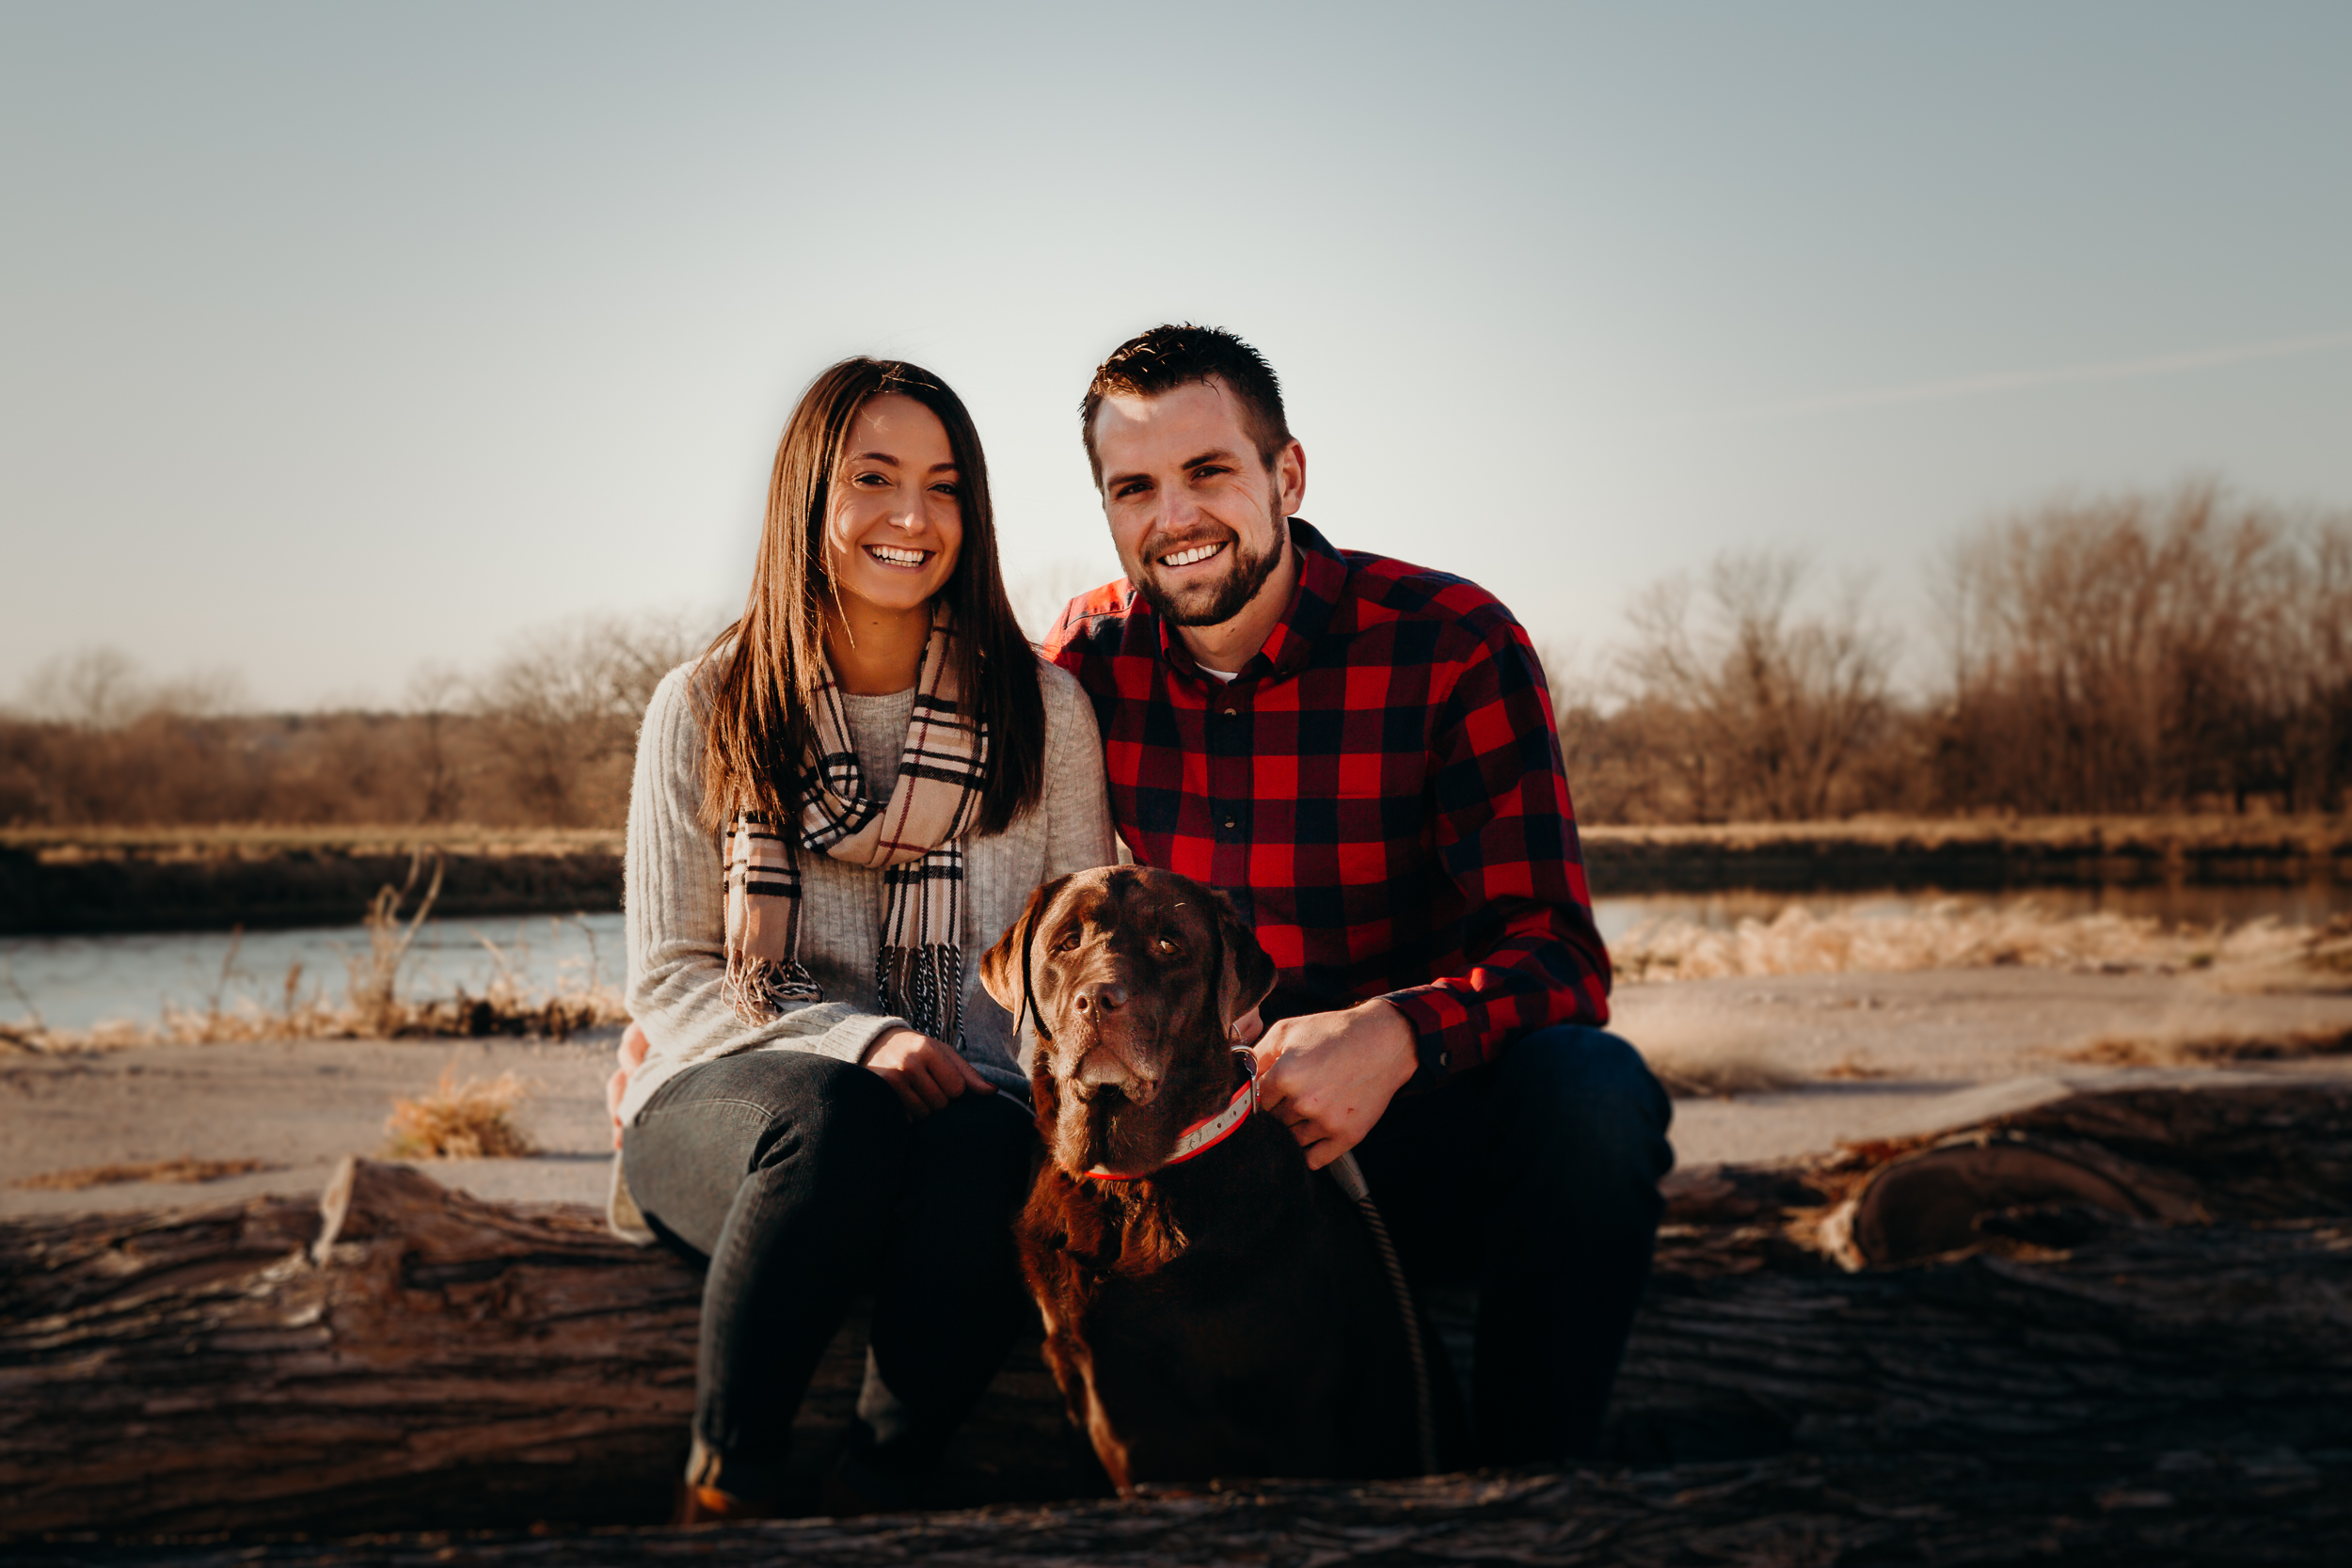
[5,968,2350,1220]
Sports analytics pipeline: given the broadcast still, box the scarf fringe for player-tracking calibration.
[879,942,963,1046]
[723,951,822,1026]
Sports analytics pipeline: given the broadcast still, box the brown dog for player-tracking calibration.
[979,864,1438,1489]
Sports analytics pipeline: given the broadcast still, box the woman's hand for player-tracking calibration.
[608,1021,651,1151]
[866,1027,995,1118]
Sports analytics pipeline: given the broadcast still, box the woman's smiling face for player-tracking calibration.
[822,392,964,619]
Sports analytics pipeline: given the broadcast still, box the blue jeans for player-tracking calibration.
[621,1052,1036,1502]
[1347,1025,1674,1464]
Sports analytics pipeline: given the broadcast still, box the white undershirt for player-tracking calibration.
[1199,666,1240,684]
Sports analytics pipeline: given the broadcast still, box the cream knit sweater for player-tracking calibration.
[608,652,1114,1240]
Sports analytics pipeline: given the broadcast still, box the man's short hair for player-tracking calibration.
[1080,324,1294,484]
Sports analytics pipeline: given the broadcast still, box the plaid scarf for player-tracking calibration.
[723,609,987,1044]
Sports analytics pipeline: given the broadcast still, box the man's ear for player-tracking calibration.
[1209,887,1277,1029]
[980,875,1071,1017]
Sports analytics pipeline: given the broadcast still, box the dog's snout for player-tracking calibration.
[1073,981,1128,1017]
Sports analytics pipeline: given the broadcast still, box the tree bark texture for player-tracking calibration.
[6,1082,2351,1545]
[22,1454,2352,1568]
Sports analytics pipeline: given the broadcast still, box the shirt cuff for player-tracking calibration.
[1381,990,1461,1092]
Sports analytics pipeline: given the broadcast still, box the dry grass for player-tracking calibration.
[1582,814,2352,853]
[8,1155,281,1191]
[382,1067,537,1159]
[3,872,627,1053]
[2061,1025,2352,1068]
[1613,900,2337,983]
[3,825,624,861]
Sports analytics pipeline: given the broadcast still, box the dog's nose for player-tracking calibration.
[1072,981,1127,1016]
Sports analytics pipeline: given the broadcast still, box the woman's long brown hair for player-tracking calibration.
[697,358,1045,836]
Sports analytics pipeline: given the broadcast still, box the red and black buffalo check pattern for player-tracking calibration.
[1043,520,1612,1085]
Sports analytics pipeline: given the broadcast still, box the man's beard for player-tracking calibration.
[1133,506,1288,628]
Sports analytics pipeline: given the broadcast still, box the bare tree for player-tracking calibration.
[405,664,468,825]
[471,610,719,827]
[1932,481,2342,814]
[1618,551,1893,820]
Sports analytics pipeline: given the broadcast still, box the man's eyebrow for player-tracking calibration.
[1181,449,1242,470]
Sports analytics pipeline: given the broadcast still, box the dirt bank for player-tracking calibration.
[2,828,624,934]
[7,816,2346,933]
[1583,814,2352,894]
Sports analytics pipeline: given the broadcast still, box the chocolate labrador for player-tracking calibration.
[979,864,1446,1489]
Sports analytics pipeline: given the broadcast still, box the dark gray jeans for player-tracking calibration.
[1350,1024,1674,1464]
[621,1051,1036,1502]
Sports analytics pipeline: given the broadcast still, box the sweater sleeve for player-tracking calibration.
[1037,660,1117,880]
[619,663,909,1122]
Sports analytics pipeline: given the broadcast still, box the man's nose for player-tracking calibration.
[1072,980,1127,1018]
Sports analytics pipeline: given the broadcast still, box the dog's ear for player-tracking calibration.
[1208,886,1278,1030]
[980,874,1072,1017]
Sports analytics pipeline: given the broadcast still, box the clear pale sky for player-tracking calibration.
[4,3,2347,708]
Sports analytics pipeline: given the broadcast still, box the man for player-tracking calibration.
[1042,324,1673,1464]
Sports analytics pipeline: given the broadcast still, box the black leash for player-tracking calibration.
[1329,1152,1438,1475]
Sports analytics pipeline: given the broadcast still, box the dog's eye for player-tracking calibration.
[1052,930,1082,954]
[1154,936,1183,956]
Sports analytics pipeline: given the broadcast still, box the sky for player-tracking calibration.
[4,2,2348,709]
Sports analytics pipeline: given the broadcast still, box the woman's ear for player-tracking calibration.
[1209,887,1277,1028]
[979,875,1071,1017]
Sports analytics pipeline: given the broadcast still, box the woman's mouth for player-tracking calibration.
[1157,541,1227,570]
[866,544,931,569]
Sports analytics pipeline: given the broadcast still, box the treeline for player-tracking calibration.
[1555,482,2352,822]
[6,483,2349,831]
[0,613,711,830]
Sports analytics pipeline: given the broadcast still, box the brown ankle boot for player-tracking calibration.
[672,1481,778,1527]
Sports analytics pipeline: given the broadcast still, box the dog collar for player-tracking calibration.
[1082,1051,1259,1182]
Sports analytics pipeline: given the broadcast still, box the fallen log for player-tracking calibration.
[26,1451,2352,1568]
[7,1082,2352,1540]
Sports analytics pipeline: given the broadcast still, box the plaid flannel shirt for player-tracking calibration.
[1043,519,1612,1086]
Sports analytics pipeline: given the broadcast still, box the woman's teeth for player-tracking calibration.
[867,545,929,567]
[1160,542,1225,568]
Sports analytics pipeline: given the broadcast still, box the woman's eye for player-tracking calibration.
[930,481,960,498]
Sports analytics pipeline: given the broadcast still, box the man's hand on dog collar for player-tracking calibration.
[1250,1000,1417,1170]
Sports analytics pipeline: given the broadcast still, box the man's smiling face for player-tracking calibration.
[1091,378,1304,630]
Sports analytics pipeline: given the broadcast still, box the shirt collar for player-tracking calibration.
[1153,517,1347,684]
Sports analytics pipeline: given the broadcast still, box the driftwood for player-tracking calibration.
[6,1083,2352,1545]
[24,1454,2352,1567]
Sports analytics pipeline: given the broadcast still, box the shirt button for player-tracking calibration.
[1222,817,1237,831]
[1222,707,1237,717]
[1438,1051,1450,1068]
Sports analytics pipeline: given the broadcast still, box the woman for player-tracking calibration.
[607,357,1113,1519]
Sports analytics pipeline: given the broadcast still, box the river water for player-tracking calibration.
[5,884,2348,1036]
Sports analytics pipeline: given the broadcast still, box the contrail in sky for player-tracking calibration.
[1636,325,2352,430]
